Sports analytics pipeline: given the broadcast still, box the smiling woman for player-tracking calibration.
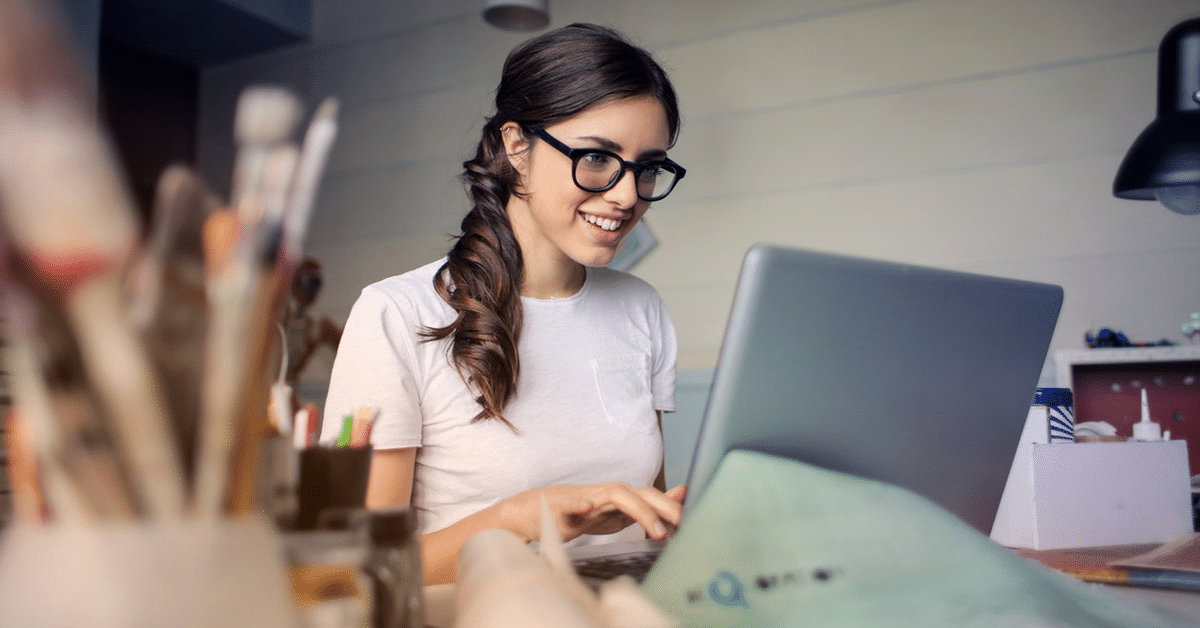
[502,96,673,273]
[320,23,688,585]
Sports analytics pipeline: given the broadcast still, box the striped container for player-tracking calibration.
[1034,387,1075,443]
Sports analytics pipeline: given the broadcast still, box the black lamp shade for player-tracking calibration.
[1113,18,1200,201]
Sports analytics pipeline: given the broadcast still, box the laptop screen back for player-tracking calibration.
[684,245,1063,533]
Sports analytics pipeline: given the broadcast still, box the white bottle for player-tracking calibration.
[1132,388,1165,441]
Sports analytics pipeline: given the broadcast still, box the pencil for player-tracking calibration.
[336,415,354,447]
[349,406,375,448]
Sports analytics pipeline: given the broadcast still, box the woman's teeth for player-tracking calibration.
[583,213,624,232]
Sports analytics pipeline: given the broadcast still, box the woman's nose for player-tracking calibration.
[603,167,639,209]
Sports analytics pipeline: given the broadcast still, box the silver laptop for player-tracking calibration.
[572,244,1063,580]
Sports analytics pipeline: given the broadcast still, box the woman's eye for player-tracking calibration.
[580,152,614,169]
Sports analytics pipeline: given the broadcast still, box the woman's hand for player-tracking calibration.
[504,482,686,543]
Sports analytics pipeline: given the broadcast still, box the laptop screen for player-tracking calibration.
[684,245,1063,533]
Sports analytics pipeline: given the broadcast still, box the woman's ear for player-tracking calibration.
[500,123,530,174]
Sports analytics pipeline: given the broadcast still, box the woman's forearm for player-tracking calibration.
[417,499,526,585]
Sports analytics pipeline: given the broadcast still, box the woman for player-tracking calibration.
[322,23,688,584]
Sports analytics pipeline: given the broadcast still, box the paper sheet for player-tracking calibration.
[642,450,1196,628]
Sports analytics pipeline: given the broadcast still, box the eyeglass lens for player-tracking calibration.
[574,152,679,201]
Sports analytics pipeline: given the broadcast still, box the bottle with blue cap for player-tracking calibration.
[1032,387,1074,443]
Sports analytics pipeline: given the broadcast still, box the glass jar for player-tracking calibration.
[285,523,373,628]
[364,508,423,628]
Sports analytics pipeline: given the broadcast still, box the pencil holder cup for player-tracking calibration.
[0,516,296,628]
[295,446,373,530]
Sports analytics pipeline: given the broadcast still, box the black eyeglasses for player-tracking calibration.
[526,126,686,202]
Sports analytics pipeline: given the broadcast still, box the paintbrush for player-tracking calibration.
[222,96,339,515]
[126,165,221,488]
[219,168,296,514]
[1,283,134,523]
[0,0,185,520]
[194,86,303,517]
[282,97,339,264]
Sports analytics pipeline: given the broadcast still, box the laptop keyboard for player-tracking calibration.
[573,552,658,583]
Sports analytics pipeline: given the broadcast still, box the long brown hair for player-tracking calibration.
[421,23,681,426]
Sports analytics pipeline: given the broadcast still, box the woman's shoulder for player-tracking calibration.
[364,258,444,293]
[355,258,450,316]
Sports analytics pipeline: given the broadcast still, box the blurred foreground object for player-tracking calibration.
[0,0,183,522]
[641,450,1191,627]
[452,497,676,628]
[0,0,338,624]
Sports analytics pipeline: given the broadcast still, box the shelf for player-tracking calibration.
[1055,345,1200,389]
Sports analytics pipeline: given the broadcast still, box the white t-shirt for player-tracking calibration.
[322,259,677,538]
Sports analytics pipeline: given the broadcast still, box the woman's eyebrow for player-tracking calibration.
[577,135,668,161]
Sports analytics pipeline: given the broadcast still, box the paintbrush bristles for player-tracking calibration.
[234,86,303,146]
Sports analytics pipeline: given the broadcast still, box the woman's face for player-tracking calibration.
[503,96,672,270]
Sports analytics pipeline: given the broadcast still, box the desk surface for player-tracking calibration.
[424,566,1200,628]
[426,543,1200,627]
[1015,543,1200,623]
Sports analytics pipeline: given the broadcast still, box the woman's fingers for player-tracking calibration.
[562,483,682,540]
[516,483,687,543]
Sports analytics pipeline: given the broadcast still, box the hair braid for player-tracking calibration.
[422,119,524,426]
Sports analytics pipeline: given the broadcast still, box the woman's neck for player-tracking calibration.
[520,256,586,299]
[507,196,587,299]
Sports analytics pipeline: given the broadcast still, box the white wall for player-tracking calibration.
[197,0,1200,397]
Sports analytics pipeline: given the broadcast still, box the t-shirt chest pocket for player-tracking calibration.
[591,353,656,433]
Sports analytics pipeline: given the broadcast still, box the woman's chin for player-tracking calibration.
[572,247,619,268]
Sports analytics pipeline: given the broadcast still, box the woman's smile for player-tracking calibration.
[580,211,626,233]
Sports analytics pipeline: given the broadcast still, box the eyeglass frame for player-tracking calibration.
[523,126,686,202]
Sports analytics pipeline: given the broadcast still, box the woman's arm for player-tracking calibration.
[418,483,684,584]
[364,447,685,585]
[364,447,416,509]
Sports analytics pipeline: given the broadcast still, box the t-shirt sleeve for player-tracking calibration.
[320,286,424,449]
[650,294,677,413]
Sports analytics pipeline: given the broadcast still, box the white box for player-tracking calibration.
[990,440,1193,549]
